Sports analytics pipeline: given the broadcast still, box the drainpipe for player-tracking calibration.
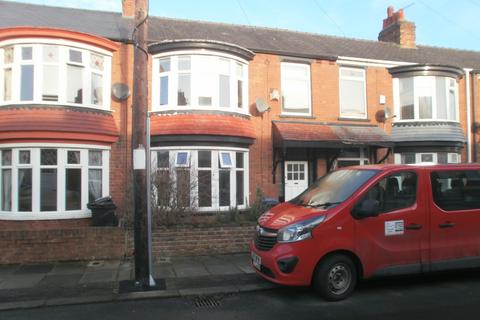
[473,70,478,162]
[465,69,472,163]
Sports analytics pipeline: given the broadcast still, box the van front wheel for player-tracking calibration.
[313,254,357,301]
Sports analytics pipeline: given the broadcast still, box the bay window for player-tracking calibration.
[394,76,459,121]
[152,52,248,113]
[0,146,109,220]
[0,41,111,109]
[152,148,249,211]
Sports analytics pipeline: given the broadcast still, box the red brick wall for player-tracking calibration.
[0,227,126,264]
[127,225,255,258]
[109,43,134,226]
[247,54,395,202]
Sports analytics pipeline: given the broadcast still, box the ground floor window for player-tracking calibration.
[152,147,249,212]
[394,152,461,164]
[335,148,369,168]
[0,145,109,220]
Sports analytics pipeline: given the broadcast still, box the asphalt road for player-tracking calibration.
[2,270,480,320]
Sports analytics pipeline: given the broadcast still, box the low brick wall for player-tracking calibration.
[127,225,256,258]
[0,227,126,264]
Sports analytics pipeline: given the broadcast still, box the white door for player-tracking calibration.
[284,161,308,201]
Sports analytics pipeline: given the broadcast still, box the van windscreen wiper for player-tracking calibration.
[306,201,342,208]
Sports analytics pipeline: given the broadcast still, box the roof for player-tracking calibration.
[150,113,255,139]
[1,1,480,68]
[273,121,393,148]
[0,106,119,143]
[391,122,466,147]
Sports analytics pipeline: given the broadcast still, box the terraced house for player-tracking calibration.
[0,0,479,263]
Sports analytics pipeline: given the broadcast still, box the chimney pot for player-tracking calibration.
[122,0,135,18]
[378,6,416,49]
[387,6,394,17]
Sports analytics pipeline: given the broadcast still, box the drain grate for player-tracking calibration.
[193,295,222,308]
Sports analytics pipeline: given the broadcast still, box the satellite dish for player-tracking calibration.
[385,107,393,119]
[112,83,130,101]
[375,110,386,123]
[255,98,270,113]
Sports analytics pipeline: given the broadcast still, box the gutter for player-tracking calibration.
[473,70,479,162]
[465,69,472,163]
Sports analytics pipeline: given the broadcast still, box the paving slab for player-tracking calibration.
[50,262,86,275]
[79,270,117,284]
[0,273,45,289]
[14,263,54,275]
[0,264,19,277]
[153,265,176,278]
[37,274,83,288]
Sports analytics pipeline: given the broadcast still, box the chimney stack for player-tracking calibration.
[122,0,135,17]
[378,6,416,49]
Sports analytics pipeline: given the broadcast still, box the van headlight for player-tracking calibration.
[277,215,326,243]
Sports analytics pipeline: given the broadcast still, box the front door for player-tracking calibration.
[284,161,308,201]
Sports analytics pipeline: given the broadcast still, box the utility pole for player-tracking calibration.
[132,0,151,288]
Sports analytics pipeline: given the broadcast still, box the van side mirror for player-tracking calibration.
[352,199,380,219]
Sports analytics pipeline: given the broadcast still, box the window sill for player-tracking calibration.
[338,117,370,122]
[0,103,112,114]
[0,211,92,221]
[150,108,251,118]
[279,114,316,119]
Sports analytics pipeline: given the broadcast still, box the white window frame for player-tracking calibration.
[0,38,112,110]
[393,76,459,122]
[280,62,312,116]
[151,147,249,212]
[334,148,369,169]
[219,151,233,168]
[0,143,110,220]
[339,67,367,119]
[152,50,249,115]
[394,152,462,164]
[174,151,190,167]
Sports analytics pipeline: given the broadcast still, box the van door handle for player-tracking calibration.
[439,222,455,228]
[406,223,422,230]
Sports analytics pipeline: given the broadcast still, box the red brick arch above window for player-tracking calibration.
[0,107,119,144]
[0,27,119,52]
[150,114,255,140]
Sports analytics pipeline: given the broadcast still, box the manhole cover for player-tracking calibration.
[193,295,222,308]
[87,260,104,267]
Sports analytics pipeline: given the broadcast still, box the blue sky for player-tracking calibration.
[8,0,480,51]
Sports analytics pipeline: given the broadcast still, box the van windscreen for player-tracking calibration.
[290,169,379,208]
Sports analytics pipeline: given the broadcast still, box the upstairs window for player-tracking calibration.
[395,76,458,121]
[0,41,111,109]
[153,53,248,113]
[281,62,311,115]
[339,67,366,119]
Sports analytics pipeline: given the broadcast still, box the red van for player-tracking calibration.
[250,164,480,301]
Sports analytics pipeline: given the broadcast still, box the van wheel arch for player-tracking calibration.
[312,250,364,283]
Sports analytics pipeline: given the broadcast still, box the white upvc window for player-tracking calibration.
[151,147,249,212]
[394,152,461,164]
[0,145,109,220]
[152,51,248,114]
[335,148,369,169]
[280,62,311,116]
[393,76,459,122]
[339,67,367,119]
[0,39,112,110]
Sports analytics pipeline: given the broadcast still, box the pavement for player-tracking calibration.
[0,253,277,311]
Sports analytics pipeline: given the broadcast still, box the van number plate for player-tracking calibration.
[251,251,261,270]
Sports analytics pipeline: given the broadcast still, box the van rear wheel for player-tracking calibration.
[313,254,357,301]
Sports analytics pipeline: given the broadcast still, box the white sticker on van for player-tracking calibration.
[385,220,404,236]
